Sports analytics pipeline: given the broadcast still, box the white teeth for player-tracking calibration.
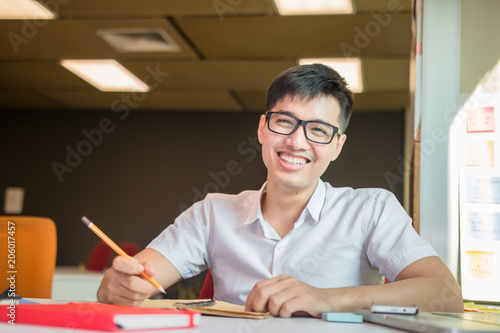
[279,153,307,165]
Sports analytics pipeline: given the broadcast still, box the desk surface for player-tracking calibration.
[1,315,404,332]
[2,298,404,332]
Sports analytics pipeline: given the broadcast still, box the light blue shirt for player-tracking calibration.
[148,179,438,305]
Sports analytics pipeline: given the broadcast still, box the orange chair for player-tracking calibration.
[0,216,57,298]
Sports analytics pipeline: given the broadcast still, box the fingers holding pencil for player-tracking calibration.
[81,216,166,295]
[113,255,146,275]
[99,256,157,306]
[113,256,160,286]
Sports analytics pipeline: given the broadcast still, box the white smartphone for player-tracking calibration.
[370,304,418,315]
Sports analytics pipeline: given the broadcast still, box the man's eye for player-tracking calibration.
[276,118,294,126]
[312,127,327,135]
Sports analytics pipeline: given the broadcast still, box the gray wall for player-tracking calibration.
[1,110,405,265]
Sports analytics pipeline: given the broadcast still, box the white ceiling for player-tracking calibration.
[0,0,413,112]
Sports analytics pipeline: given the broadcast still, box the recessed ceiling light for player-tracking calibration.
[96,28,180,53]
[60,59,150,92]
[273,0,354,15]
[0,0,55,19]
[299,58,363,93]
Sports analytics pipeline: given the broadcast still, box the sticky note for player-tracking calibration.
[466,212,500,241]
[321,312,363,323]
[465,251,494,279]
[465,176,500,204]
[465,141,494,167]
[466,107,496,133]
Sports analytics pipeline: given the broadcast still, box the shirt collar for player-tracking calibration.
[305,178,326,224]
[242,179,326,225]
[242,182,267,225]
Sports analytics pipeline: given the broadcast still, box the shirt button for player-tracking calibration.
[277,245,283,252]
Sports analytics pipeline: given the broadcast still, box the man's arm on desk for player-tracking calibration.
[97,248,182,306]
[245,256,464,318]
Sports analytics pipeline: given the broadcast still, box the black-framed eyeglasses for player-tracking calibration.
[265,111,342,144]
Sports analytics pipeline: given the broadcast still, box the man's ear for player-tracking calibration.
[257,114,266,144]
[331,133,347,162]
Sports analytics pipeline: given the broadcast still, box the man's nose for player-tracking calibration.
[285,125,309,148]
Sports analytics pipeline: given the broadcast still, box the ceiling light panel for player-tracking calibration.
[60,59,150,92]
[0,0,55,19]
[274,0,354,15]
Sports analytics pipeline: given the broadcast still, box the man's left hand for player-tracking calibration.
[245,274,334,318]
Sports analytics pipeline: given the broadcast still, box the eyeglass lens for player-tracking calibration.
[268,113,336,143]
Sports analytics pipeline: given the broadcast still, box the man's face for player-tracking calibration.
[257,94,347,192]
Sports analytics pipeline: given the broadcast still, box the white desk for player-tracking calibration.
[1,315,404,332]
[51,266,105,302]
[199,316,404,332]
[2,298,404,332]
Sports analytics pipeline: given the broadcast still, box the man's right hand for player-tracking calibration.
[97,255,158,306]
[97,248,183,305]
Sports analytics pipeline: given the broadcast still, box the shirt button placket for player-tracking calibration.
[271,242,285,277]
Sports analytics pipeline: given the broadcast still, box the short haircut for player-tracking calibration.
[265,64,354,131]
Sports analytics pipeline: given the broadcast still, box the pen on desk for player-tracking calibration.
[81,216,166,294]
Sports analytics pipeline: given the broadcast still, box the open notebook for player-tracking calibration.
[142,298,272,319]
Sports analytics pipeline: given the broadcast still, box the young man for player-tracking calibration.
[97,64,463,316]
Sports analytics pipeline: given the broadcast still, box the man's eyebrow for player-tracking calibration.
[277,110,333,124]
[276,110,294,117]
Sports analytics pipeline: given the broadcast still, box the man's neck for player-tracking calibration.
[261,179,318,238]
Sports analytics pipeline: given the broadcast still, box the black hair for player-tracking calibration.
[265,64,353,131]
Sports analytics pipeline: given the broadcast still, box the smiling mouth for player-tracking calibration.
[278,152,310,166]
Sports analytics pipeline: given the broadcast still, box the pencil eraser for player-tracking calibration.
[321,312,363,323]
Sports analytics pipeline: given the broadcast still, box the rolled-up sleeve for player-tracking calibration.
[147,199,210,279]
[365,190,438,282]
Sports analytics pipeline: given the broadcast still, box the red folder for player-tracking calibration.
[1,302,200,331]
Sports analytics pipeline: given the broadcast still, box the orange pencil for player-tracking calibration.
[81,216,166,294]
